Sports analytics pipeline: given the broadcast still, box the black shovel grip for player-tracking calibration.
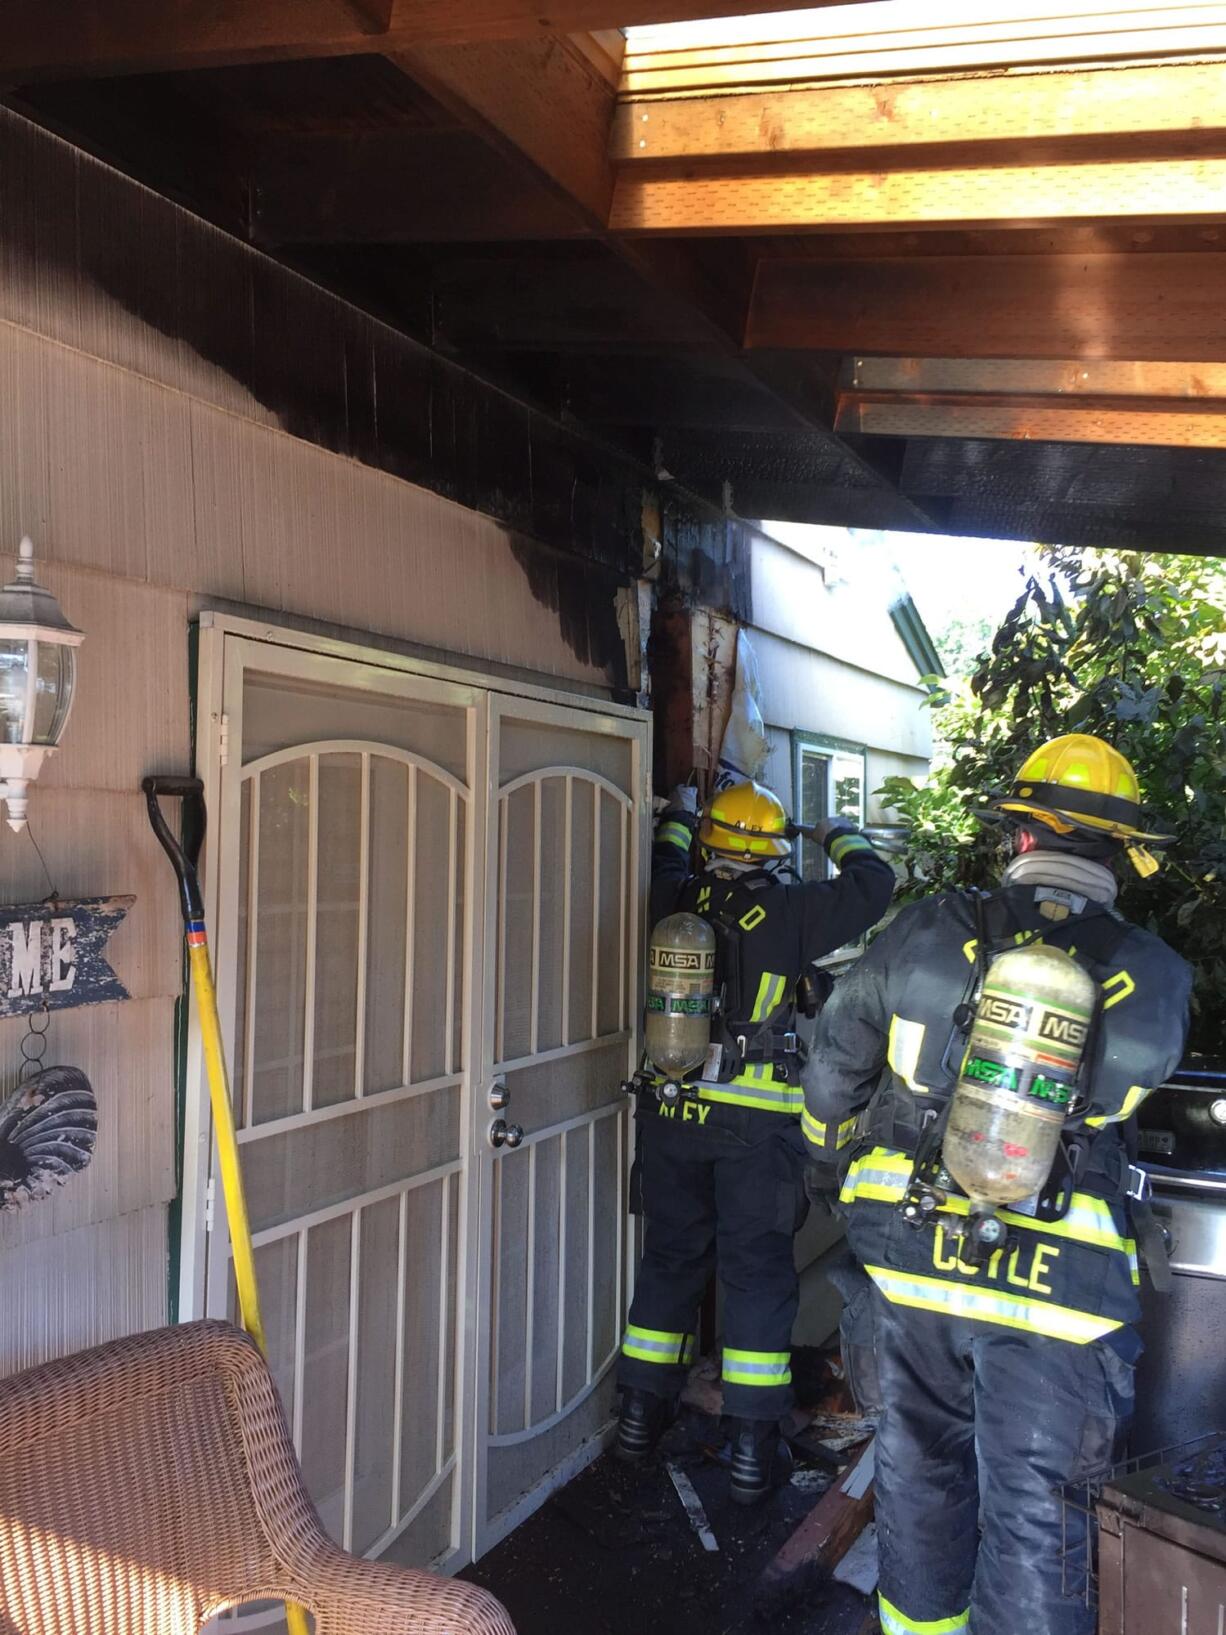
[142,775,207,925]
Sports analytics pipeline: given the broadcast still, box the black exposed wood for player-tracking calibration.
[900,437,1226,512]
[0,103,767,681]
[429,243,722,357]
[559,355,797,432]
[252,129,588,244]
[947,498,1226,555]
[730,482,935,531]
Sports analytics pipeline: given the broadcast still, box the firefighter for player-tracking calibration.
[617,778,894,1503]
[804,734,1192,1635]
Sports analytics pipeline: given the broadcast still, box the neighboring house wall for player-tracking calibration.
[750,528,933,832]
[747,529,934,1333]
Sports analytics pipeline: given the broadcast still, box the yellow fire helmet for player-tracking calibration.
[988,733,1174,877]
[700,780,792,860]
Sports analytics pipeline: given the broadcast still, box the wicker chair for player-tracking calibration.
[0,1320,515,1635]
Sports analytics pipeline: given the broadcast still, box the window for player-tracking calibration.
[792,735,867,883]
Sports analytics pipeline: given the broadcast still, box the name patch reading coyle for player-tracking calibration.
[932,1225,1061,1295]
[0,898,133,1017]
[978,994,1089,1049]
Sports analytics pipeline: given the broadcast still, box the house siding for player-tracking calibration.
[0,106,652,1374]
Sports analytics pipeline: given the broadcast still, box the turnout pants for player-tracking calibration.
[871,1288,1134,1635]
[618,1106,808,1420]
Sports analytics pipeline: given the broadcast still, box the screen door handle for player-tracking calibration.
[489,1118,524,1151]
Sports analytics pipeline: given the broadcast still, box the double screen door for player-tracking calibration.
[185,620,647,1575]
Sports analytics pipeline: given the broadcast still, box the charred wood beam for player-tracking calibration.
[251,129,589,243]
[898,436,1226,511]
[747,253,1226,362]
[943,496,1226,554]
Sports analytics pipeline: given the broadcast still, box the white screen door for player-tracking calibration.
[473,694,646,1556]
[189,621,647,1583]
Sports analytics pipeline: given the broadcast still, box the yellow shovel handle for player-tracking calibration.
[188,934,312,1635]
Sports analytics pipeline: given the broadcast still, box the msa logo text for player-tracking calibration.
[651,950,713,972]
[1038,1011,1088,1048]
[980,995,1029,1030]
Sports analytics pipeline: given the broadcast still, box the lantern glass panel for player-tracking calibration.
[33,641,75,745]
[0,639,31,745]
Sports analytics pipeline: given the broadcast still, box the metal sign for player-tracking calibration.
[0,897,133,1017]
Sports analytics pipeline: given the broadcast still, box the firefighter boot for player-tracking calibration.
[729,1417,790,1505]
[616,1387,675,1464]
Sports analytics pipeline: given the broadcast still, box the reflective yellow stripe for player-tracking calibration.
[802,1106,856,1150]
[658,820,693,853]
[623,1324,694,1366]
[723,1347,791,1386]
[1085,1083,1152,1129]
[879,1596,969,1635]
[700,1074,803,1114]
[1127,1239,1141,1286]
[887,1015,927,1093]
[865,1264,1123,1344]
[842,1148,1132,1252]
[1102,970,1136,1011]
[749,971,787,1023]
[830,831,872,866]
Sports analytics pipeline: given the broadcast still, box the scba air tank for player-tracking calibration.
[944,943,1098,1215]
[645,912,717,1079]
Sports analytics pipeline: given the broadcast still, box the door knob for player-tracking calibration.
[488,1077,510,1111]
[489,1118,524,1150]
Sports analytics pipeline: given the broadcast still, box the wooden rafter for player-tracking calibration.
[611,158,1226,236]
[745,254,1226,362]
[840,395,1226,450]
[611,61,1226,166]
[845,358,1226,399]
[0,1,858,81]
[391,36,617,225]
[621,3,1226,97]
[385,35,918,521]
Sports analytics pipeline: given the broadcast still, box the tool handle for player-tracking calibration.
[142,775,206,924]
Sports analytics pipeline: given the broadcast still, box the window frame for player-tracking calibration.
[790,731,869,884]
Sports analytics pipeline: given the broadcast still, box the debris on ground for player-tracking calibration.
[667,1461,720,1552]
[832,1523,880,1598]
[463,1345,876,1635]
[757,1436,876,1615]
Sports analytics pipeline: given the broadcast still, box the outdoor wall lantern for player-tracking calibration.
[0,537,83,832]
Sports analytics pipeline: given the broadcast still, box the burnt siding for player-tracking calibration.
[0,106,749,679]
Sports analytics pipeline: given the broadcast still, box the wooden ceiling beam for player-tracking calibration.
[385,39,905,507]
[747,254,1226,362]
[840,393,1226,450]
[0,1,857,81]
[845,357,1226,398]
[390,36,616,226]
[612,61,1226,167]
[620,5,1226,97]
[611,157,1226,236]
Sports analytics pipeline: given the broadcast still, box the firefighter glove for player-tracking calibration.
[811,816,856,847]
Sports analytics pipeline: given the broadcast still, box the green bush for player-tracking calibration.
[880,548,1226,1058]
